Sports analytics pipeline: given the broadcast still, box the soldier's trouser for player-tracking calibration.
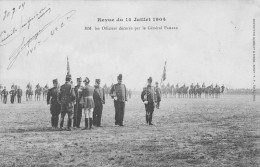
[145,102,155,124]
[51,103,61,127]
[11,96,15,104]
[60,103,74,128]
[93,102,103,126]
[83,108,94,129]
[114,101,125,125]
[18,96,21,103]
[73,103,82,127]
[83,108,93,118]
[3,96,7,104]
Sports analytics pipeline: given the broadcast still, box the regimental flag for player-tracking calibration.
[162,61,167,81]
[67,56,70,75]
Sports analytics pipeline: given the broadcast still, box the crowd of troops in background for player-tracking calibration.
[160,83,225,98]
[0,82,227,105]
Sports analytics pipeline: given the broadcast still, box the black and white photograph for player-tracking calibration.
[0,0,259,166]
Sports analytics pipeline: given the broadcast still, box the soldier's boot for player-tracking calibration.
[73,117,77,127]
[60,119,64,129]
[67,119,72,131]
[51,117,54,128]
[89,118,93,129]
[149,114,153,125]
[55,117,59,128]
[146,113,149,124]
[84,118,88,130]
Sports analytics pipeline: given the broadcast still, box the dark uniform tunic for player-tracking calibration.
[17,89,23,103]
[80,85,95,109]
[58,81,75,129]
[1,89,8,104]
[47,87,61,128]
[73,85,83,128]
[93,85,105,127]
[141,85,157,125]
[110,83,127,126]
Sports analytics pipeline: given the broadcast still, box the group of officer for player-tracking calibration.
[0,86,23,104]
[46,73,162,130]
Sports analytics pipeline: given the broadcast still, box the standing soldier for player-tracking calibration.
[80,77,95,129]
[17,86,23,103]
[110,74,127,126]
[47,79,61,129]
[141,77,157,125]
[93,79,105,127]
[1,87,8,104]
[58,74,76,131]
[73,77,83,128]
[155,82,161,109]
[9,86,16,104]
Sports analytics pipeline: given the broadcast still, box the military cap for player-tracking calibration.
[117,74,122,80]
[53,79,58,83]
[77,77,82,82]
[66,74,72,79]
[95,79,101,84]
[83,77,90,83]
[147,77,152,82]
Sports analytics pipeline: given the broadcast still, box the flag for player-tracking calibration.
[162,61,167,81]
[67,56,70,75]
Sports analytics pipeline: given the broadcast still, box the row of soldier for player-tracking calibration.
[0,85,23,104]
[46,73,162,130]
[160,83,225,98]
[0,82,132,104]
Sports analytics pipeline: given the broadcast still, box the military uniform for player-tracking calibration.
[47,79,61,128]
[17,88,23,103]
[73,78,83,128]
[141,77,157,125]
[93,79,105,127]
[58,74,76,130]
[1,88,8,104]
[80,77,95,129]
[9,89,16,104]
[110,74,127,126]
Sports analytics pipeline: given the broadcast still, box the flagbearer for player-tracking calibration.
[47,79,61,129]
[93,79,105,127]
[73,77,83,128]
[155,82,161,109]
[141,77,157,125]
[110,74,128,126]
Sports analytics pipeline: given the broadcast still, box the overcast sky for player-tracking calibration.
[0,1,259,90]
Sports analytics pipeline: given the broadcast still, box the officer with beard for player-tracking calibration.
[47,79,61,128]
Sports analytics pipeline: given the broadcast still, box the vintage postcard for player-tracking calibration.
[0,0,259,166]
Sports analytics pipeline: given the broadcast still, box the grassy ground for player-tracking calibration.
[0,95,259,167]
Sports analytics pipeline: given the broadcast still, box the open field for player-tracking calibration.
[0,95,260,167]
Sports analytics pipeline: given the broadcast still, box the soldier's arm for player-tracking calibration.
[124,85,128,101]
[71,87,76,101]
[103,88,105,104]
[110,85,115,98]
[141,89,145,102]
